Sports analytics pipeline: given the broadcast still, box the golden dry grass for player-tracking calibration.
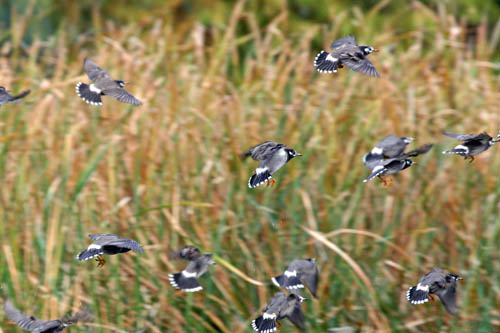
[1,1,500,332]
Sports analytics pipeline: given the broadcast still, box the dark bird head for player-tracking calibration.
[360,46,378,55]
[446,273,463,282]
[0,87,6,93]
[285,148,302,161]
[401,159,414,170]
[115,80,126,88]
[288,293,307,303]
[306,258,316,263]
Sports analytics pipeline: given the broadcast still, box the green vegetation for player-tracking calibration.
[1,0,500,332]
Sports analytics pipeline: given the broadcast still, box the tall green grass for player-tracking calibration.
[1,1,500,332]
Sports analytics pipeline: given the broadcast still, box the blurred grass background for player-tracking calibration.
[1,0,500,332]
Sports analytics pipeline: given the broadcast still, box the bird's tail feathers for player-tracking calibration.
[251,316,277,333]
[314,51,339,73]
[168,273,202,292]
[442,148,468,156]
[407,286,429,304]
[272,274,304,290]
[76,82,103,106]
[248,169,272,188]
[76,248,103,261]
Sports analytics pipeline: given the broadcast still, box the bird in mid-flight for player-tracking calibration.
[169,246,215,292]
[3,300,91,332]
[407,267,463,315]
[251,292,306,333]
[76,234,144,267]
[0,86,30,106]
[442,130,499,162]
[76,58,142,106]
[314,36,380,77]
[363,134,433,186]
[272,258,319,297]
[243,141,302,188]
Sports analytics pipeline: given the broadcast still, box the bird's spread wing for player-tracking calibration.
[340,52,380,77]
[403,144,433,158]
[9,90,30,103]
[243,141,286,161]
[3,300,52,331]
[102,88,142,105]
[83,58,111,82]
[442,131,478,141]
[176,246,202,261]
[330,36,357,49]
[299,263,319,297]
[33,320,63,333]
[375,135,410,157]
[434,281,458,315]
[105,238,144,252]
[284,301,305,329]
[89,233,118,241]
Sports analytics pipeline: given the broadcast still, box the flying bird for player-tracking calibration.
[407,268,463,315]
[243,141,302,188]
[76,58,142,106]
[76,234,144,267]
[0,86,30,106]
[272,259,319,297]
[314,36,380,77]
[169,248,215,292]
[442,130,499,162]
[3,300,91,332]
[251,292,306,333]
[363,135,433,185]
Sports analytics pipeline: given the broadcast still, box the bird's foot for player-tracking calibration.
[428,294,434,302]
[338,64,344,68]
[96,255,106,267]
[265,178,276,187]
[466,156,474,163]
[379,176,393,187]
[276,321,281,328]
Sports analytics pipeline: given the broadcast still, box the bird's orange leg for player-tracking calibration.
[270,178,276,187]
[96,255,106,267]
[428,294,434,302]
[276,321,281,328]
[338,64,344,68]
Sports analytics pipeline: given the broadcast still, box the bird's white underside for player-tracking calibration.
[284,270,297,277]
[263,312,277,320]
[182,270,197,278]
[371,147,383,155]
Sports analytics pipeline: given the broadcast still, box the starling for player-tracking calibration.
[168,250,215,292]
[442,130,499,162]
[272,259,319,297]
[76,234,144,267]
[251,292,306,333]
[0,86,30,106]
[407,268,463,315]
[243,141,302,188]
[363,135,433,185]
[76,58,142,106]
[314,36,380,77]
[3,300,91,332]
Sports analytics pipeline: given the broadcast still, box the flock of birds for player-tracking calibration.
[1,35,495,332]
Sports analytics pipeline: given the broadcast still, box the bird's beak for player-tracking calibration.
[373,48,380,52]
[458,277,464,280]
[296,153,303,156]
